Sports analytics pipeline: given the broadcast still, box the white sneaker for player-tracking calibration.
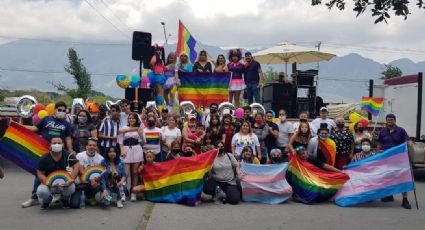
[131,193,137,201]
[21,198,39,208]
[200,192,212,201]
[117,200,124,208]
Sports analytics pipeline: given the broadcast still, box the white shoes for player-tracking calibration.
[21,198,39,208]
[117,200,124,208]
[131,193,137,202]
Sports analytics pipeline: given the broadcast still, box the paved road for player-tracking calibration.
[1,160,424,230]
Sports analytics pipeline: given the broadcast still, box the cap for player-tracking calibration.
[385,113,396,120]
[162,108,168,113]
[245,51,252,56]
[320,107,328,112]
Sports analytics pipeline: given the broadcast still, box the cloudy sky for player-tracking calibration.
[1,0,425,63]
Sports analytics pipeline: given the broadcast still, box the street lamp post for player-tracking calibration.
[161,22,168,45]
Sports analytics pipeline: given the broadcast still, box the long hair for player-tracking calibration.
[215,54,226,66]
[240,120,253,134]
[295,121,312,144]
[74,109,93,125]
[228,49,242,61]
[241,146,255,163]
[127,112,141,127]
[221,114,233,127]
[209,114,221,128]
[196,50,208,62]
[104,146,121,165]
[166,52,176,65]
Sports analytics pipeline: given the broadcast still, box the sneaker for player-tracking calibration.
[402,199,412,209]
[22,198,39,208]
[117,200,124,208]
[381,196,395,202]
[200,192,212,201]
[131,193,137,202]
[40,203,50,210]
[61,199,70,209]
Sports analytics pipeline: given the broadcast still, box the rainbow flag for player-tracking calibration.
[318,138,336,166]
[145,132,160,145]
[361,97,384,116]
[142,149,217,206]
[0,121,49,175]
[178,72,231,108]
[240,163,293,204]
[176,20,197,63]
[287,154,350,204]
[335,143,414,207]
[81,165,106,183]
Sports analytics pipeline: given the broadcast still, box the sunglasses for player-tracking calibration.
[57,109,66,112]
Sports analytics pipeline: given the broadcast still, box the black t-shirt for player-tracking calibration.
[307,155,325,169]
[193,62,212,73]
[37,151,78,176]
[245,60,261,83]
[265,122,279,148]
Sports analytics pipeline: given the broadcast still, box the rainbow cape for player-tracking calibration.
[45,170,72,186]
[176,20,197,63]
[142,149,217,206]
[287,154,349,204]
[318,138,336,166]
[178,72,231,108]
[361,97,384,116]
[335,143,414,207]
[0,121,49,175]
[240,163,293,205]
[81,165,106,183]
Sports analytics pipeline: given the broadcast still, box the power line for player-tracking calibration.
[83,0,131,40]
[99,0,133,33]
[0,35,130,46]
[0,67,119,76]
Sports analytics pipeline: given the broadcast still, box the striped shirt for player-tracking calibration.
[351,151,376,162]
[98,118,119,147]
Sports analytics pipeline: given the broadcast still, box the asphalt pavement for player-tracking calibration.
[1,160,424,230]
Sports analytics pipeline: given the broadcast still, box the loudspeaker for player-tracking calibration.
[262,83,297,117]
[125,88,155,111]
[132,31,152,67]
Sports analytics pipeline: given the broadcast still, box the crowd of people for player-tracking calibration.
[12,99,412,210]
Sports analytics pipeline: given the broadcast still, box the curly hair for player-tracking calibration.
[228,49,242,61]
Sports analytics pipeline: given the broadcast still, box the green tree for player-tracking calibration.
[53,48,93,99]
[312,0,425,23]
[381,64,402,79]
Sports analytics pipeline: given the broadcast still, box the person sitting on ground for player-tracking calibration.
[70,138,104,208]
[295,146,341,173]
[131,150,157,195]
[99,146,127,208]
[351,138,377,162]
[240,146,260,164]
[36,137,79,210]
[181,144,196,157]
[203,141,242,205]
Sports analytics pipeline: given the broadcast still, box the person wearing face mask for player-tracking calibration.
[311,107,336,135]
[71,109,97,153]
[36,137,79,210]
[288,121,313,154]
[353,122,372,154]
[22,101,74,208]
[142,115,163,162]
[203,141,242,205]
[202,103,218,130]
[307,123,337,167]
[69,138,104,208]
[165,141,182,161]
[330,117,354,169]
[161,115,182,156]
[276,110,294,162]
[377,113,412,209]
[264,110,279,156]
[252,113,268,164]
[98,104,121,159]
[181,144,196,157]
[351,138,376,162]
[269,148,284,164]
[293,112,316,137]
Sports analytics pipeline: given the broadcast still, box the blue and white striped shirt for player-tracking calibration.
[99,118,119,147]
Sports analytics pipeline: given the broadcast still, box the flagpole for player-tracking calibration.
[371,106,383,135]
[406,142,419,209]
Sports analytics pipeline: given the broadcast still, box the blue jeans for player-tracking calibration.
[246,83,260,104]
[31,177,41,199]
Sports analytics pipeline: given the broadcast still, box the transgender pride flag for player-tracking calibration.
[335,143,414,207]
[240,163,293,204]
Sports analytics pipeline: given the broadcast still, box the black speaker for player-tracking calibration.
[132,31,152,67]
[125,88,155,111]
[262,83,297,117]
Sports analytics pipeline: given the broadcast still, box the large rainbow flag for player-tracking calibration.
[240,163,293,205]
[176,20,197,63]
[287,154,349,204]
[142,149,217,206]
[178,72,231,108]
[361,97,384,116]
[335,143,414,207]
[0,121,49,175]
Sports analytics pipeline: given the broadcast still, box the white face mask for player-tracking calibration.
[51,143,63,152]
[56,111,66,119]
[361,145,371,152]
[279,115,286,121]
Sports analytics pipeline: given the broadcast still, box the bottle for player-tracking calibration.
[214,186,222,204]
[80,190,86,209]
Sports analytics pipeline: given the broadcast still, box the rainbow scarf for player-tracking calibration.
[287,154,349,204]
[0,121,49,175]
[361,97,384,116]
[45,170,72,186]
[318,138,336,166]
[142,149,217,206]
[178,72,231,108]
[176,20,197,63]
[81,165,106,183]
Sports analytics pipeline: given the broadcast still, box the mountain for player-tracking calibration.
[0,39,423,102]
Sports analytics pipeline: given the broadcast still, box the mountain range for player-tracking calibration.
[1,39,424,103]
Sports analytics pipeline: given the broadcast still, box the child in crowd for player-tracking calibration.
[131,150,156,196]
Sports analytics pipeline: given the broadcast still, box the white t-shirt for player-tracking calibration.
[311,118,336,134]
[231,132,260,157]
[161,126,182,151]
[76,151,104,170]
[276,121,294,147]
[143,127,163,154]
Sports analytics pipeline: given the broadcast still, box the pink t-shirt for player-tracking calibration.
[151,56,165,74]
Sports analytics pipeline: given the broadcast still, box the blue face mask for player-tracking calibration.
[319,134,329,139]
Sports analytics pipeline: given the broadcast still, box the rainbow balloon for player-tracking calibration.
[80,165,106,183]
[45,170,72,186]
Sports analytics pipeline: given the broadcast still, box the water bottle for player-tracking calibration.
[80,190,86,209]
[214,186,222,204]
